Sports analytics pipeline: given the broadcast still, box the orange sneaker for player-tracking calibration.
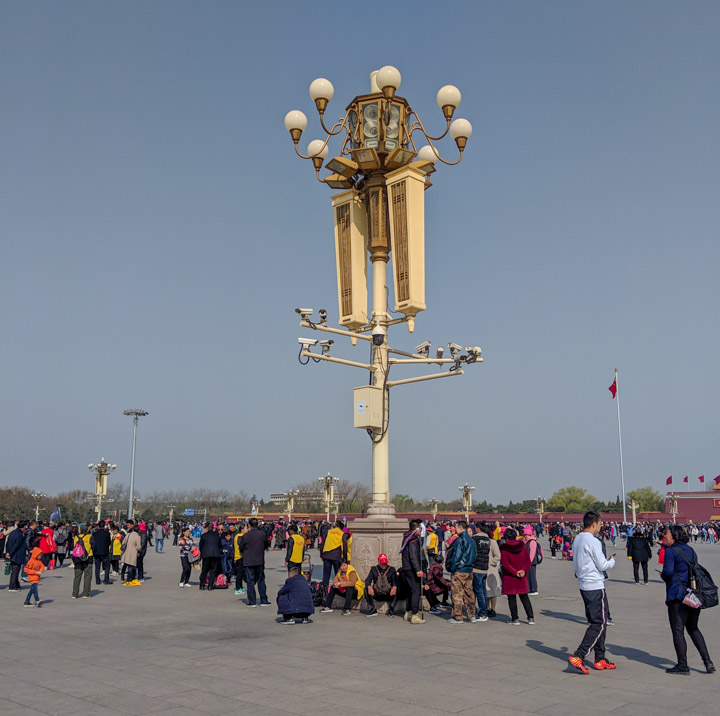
[593,659,617,670]
[568,655,589,674]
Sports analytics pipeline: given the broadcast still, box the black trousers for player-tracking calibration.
[136,553,145,580]
[576,589,607,662]
[400,570,421,614]
[507,593,534,620]
[633,561,649,583]
[234,558,244,589]
[365,591,397,613]
[322,558,341,587]
[56,552,66,566]
[180,556,191,585]
[200,557,220,588]
[282,612,311,622]
[9,562,22,590]
[667,599,711,667]
[94,555,111,584]
[426,589,448,608]
[325,586,359,610]
[244,564,269,605]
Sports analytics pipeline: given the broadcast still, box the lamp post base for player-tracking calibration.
[349,503,408,581]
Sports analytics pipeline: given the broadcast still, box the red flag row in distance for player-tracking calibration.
[666,475,720,485]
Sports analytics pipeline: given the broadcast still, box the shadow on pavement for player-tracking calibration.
[525,639,575,671]
[540,609,585,623]
[606,643,674,670]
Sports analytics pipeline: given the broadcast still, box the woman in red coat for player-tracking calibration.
[500,528,535,625]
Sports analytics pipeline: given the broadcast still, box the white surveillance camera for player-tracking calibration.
[415,340,431,355]
[318,309,328,322]
[372,323,386,346]
[298,337,319,348]
[295,308,314,320]
[319,339,334,354]
[436,346,444,358]
[448,342,462,358]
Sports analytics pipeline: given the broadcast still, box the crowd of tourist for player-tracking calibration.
[2,513,717,676]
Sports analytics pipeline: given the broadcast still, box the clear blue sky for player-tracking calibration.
[2,1,718,505]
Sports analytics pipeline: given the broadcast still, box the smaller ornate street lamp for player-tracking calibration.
[536,496,545,526]
[30,492,47,522]
[459,483,475,523]
[318,473,340,522]
[88,458,116,520]
[668,493,678,523]
[428,498,439,522]
[284,490,300,523]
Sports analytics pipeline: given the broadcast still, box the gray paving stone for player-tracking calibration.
[2,538,719,715]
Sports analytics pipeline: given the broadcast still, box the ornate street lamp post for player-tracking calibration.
[459,483,475,523]
[318,473,340,523]
[536,496,545,526]
[88,458,116,520]
[285,67,482,572]
[30,492,47,522]
[428,498,439,522]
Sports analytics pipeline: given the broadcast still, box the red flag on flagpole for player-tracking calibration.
[714,476,720,486]
[698,475,705,483]
[683,476,688,483]
[666,476,672,486]
[609,377,617,398]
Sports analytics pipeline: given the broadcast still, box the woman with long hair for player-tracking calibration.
[661,524,714,675]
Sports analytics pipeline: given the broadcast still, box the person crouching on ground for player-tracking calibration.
[364,553,398,618]
[277,565,315,625]
[500,527,535,625]
[321,560,364,615]
[23,536,45,607]
[425,554,451,614]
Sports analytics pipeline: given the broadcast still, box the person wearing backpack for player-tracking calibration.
[363,553,398,618]
[661,524,715,675]
[71,525,94,599]
[471,522,494,621]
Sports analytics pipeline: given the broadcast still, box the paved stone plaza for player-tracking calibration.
[1,538,719,715]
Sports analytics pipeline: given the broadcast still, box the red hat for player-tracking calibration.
[378,553,389,564]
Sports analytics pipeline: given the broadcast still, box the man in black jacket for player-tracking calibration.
[237,518,271,607]
[364,553,398,618]
[199,523,222,590]
[5,522,28,591]
[399,520,425,624]
[91,522,112,585]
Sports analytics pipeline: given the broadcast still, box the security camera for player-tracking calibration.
[415,340,431,356]
[319,339,334,354]
[448,342,462,358]
[297,337,318,348]
[295,308,313,320]
[372,323,386,346]
[436,346,444,359]
[465,346,482,356]
[318,309,328,323]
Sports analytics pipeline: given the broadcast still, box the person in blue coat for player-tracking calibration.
[276,566,315,625]
[661,524,714,675]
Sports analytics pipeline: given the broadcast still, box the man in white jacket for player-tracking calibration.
[568,511,616,674]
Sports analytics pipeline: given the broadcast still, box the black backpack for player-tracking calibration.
[309,581,326,607]
[670,545,718,609]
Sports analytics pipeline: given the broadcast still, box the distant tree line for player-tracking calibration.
[0,481,666,522]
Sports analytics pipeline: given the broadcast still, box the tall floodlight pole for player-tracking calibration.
[123,409,148,520]
[285,66,480,556]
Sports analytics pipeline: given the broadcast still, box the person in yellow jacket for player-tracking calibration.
[321,520,351,586]
[71,525,94,599]
[110,524,124,577]
[285,525,305,574]
[233,522,248,596]
[426,528,439,561]
[320,560,364,615]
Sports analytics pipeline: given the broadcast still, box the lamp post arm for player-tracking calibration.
[386,370,464,388]
[300,321,373,343]
[388,357,458,365]
[301,351,375,371]
[406,109,451,142]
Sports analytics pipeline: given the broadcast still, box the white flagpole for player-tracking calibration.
[615,368,627,523]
